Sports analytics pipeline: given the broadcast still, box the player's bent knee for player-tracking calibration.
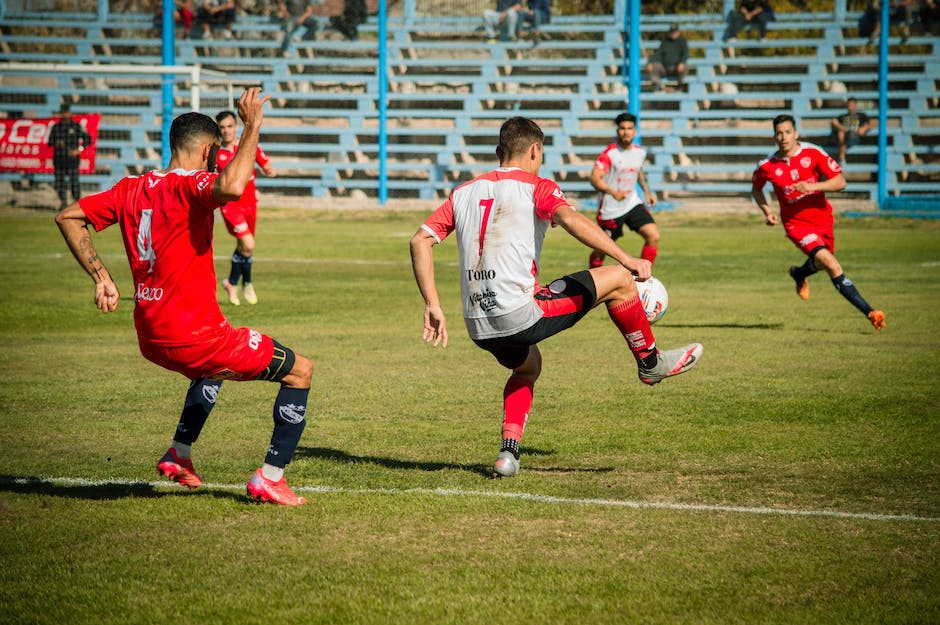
[285,354,313,388]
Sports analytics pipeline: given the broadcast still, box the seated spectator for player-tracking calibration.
[331,0,367,41]
[278,0,317,54]
[722,0,774,42]
[647,22,688,92]
[859,1,913,43]
[151,0,193,38]
[830,97,875,165]
[518,0,551,43]
[483,0,521,43]
[921,0,940,34]
[196,0,235,40]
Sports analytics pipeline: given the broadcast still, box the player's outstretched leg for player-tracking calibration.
[831,273,885,330]
[157,378,222,489]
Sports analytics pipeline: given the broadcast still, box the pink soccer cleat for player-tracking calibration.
[246,468,306,506]
[157,447,203,489]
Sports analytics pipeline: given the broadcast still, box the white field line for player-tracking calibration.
[3,475,938,523]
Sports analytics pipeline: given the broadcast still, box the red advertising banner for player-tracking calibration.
[0,114,101,174]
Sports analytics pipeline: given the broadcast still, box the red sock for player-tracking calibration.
[607,295,656,362]
[502,376,534,441]
[641,245,658,265]
[589,253,604,269]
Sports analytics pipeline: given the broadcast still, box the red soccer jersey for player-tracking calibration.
[214,142,270,209]
[751,142,842,223]
[79,169,228,346]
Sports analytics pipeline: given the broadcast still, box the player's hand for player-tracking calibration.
[94,280,120,314]
[422,305,448,348]
[236,87,272,128]
[764,212,778,226]
[625,257,652,281]
[646,194,657,207]
[793,181,814,194]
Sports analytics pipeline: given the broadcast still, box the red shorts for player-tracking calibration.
[783,211,835,256]
[220,201,256,239]
[139,324,274,381]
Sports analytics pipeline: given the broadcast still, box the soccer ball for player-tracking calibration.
[636,276,668,324]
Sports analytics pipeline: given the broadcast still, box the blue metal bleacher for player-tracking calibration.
[0,8,938,210]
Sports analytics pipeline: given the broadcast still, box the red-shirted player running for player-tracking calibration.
[55,88,311,505]
[752,114,886,330]
[215,109,276,306]
[410,117,703,479]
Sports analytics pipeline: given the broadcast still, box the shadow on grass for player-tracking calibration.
[662,322,784,329]
[295,446,614,477]
[0,475,244,502]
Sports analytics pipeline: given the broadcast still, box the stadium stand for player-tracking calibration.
[1,7,937,208]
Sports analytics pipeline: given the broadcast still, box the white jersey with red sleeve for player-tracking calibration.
[593,142,648,220]
[420,167,570,340]
[79,169,228,346]
[752,142,842,223]
[214,142,270,208]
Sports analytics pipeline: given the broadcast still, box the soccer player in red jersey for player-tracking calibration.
[215,109,276,306]
[410,117,702,478]
[589,112,660,269]
[752,114,886,330]
[55,88,311,505]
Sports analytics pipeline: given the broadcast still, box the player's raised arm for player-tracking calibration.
[214,87,272,203]
[55,203,120,313]
[409,227,448,348]
[553,203,651,280]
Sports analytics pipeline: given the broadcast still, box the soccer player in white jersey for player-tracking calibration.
[589,112,660,269]
[410,117,703,478]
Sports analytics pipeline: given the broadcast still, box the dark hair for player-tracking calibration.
[170,112,221,153]
[215,110,236,124]
[772,114,797,130]
[615,112,637,126]
[846,97,857,104]
[497,116,544,162]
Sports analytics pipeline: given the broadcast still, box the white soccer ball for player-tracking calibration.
[636,276,668,324]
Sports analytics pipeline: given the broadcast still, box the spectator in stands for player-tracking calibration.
[647,22,688,92]
[920,0,939,33]
[196,0,235,40]
[830,97,874,165]
[483,0,522,43]
[518,0,551,43]
[722,0,774,42]
[48,102,92,211]
[278,0,317,54]
[152,0,194,38]
[331,0,367,40]
[859,1,912,43]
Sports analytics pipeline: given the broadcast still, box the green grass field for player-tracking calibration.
[1,205,938,625]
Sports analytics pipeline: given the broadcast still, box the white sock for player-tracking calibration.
[261,463,284,482]
[171,442,192,459]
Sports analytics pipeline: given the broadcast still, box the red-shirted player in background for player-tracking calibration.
[752,114,886,330]
[55,88,312,505]
[215,109,276,306]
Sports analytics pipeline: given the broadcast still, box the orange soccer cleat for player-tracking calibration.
[867,310,886,330]
[788,266,810,300]
[157,447,203,489]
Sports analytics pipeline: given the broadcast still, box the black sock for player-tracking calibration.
[639,350,659,370]
[241,255,253,284]
[791,257,819,281]
[500,438,520,460]
[265,386,309,468]
[832,274,873,315]
[174,378,222,445]
[228,251,246,285]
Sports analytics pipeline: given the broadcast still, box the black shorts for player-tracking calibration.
[597,206,655,241]
[255,340,296,383]
[473,270,598,369]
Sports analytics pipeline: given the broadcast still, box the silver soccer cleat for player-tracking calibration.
[492,450,520,478]
[638,343,703,385]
